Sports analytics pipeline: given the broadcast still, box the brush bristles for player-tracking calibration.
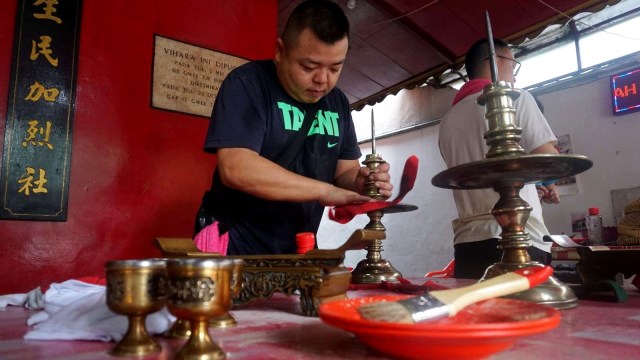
[357,301,415,324]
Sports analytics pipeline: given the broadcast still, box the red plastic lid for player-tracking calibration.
[588,207,599,215]
[296,232,315,254]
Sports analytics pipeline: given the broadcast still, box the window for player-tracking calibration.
[580,16,640,68]
[516,43,577,88]
[445,9,640,92]
[517,13,640,89]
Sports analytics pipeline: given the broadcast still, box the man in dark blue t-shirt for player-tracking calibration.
[202,0,393,255]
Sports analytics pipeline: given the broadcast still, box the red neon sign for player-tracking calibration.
[611,67,640,115]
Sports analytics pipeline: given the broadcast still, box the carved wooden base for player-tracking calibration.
[234,265,351,316]
[154,229,384,317]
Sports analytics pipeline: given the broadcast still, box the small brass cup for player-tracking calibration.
[167,258,237,360]
[105,259,167,356]
[210,258,244,328]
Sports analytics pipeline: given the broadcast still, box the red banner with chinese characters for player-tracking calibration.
[1,0,82,220]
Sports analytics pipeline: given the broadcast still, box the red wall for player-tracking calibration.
[0,0,277,293]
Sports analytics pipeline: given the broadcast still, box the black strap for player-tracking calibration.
[276,105,318,168]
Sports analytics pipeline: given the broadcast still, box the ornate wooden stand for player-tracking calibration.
[154,229,385,317]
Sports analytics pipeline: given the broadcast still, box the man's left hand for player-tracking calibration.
[537,183,560,204]
[355,162,393,199]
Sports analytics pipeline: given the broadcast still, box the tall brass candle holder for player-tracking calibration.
[351,109,403,284]
[105,259,167,356]
[166,258,238,360]
[431,14,592,309]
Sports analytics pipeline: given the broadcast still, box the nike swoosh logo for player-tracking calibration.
[327,141,338,148]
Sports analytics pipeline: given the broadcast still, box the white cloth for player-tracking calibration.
[0,287,43,309]
[438,89,557,252]
[24,279,175,342]
[0,293,27,308]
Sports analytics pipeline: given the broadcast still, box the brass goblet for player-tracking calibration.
[210,258,244,328]
[167,258,236,360]
[167,259,244,334]
[105,259,167,356]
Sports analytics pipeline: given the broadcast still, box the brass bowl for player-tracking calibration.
[105,259,167,356]
[166,258,236,360]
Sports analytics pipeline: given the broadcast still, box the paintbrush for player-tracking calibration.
[357,266,553,324]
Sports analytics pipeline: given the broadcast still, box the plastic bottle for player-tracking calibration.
[585,207,604,244]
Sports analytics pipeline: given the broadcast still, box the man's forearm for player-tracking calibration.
[333,164,361,193]
[217,148,333,202]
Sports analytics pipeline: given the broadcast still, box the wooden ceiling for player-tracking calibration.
[277,0,624,109]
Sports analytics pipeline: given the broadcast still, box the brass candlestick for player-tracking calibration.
[431,13,592,309]
[351,109,403,284]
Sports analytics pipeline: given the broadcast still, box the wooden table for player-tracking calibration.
[1,278,639,359]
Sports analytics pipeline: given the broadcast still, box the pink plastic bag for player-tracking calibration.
[193,221,229,255]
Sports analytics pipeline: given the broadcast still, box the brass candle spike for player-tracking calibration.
[371,108,376,154]
[485,11,499,84]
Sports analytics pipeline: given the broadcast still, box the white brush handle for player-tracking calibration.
[430,266,550,315]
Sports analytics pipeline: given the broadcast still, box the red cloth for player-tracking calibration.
[328,155,419,224]
[451,79,491,106]
[75,276,106,286]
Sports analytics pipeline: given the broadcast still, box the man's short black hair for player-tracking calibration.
[464,38,510,79]
[282,0,349,48]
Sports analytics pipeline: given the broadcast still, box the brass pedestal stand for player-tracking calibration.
[351,153,403,284]
[350,109,419,284]
[432,80,592,309]
[350,204,419,284]
[350,232,402,284]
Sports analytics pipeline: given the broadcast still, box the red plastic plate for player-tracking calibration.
[319,295,560,359]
